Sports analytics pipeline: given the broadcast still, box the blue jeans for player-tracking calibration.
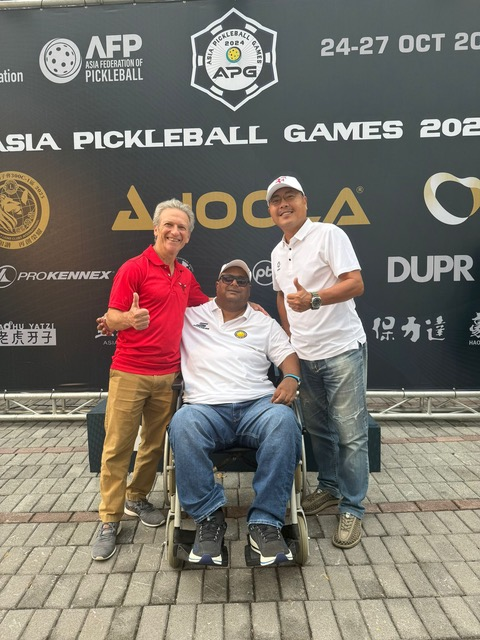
[300,343,369,519]
[168,396,302,529]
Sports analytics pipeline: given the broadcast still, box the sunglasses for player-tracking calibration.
[218,274,250,287]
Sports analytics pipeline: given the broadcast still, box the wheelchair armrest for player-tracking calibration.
[172,373,184,393]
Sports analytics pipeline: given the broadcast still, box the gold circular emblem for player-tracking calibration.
[0,171,50,250]
[234,330,247,339]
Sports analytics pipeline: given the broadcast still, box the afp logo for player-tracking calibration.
[191,8,277,111]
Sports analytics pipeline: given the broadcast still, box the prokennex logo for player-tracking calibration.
[0,267,113,288]
[191,8,277,111]
[424,173,480,225]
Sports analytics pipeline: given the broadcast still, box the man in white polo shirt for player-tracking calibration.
[267,175,368,550]
[168,260,302,567]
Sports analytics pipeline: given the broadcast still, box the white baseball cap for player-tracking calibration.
[266,176,305,202]
[218,260,252,282]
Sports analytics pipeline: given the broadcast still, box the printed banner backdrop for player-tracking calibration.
[0,0,479,391]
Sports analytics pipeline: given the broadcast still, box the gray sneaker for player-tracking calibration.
[332,512,362,549]
[189,509,227,566]
[301,489,340,516]
[124,498,165,527]
[91,522,122,561]
[248,524,293,566]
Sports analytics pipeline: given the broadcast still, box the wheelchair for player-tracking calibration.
[162,378,309,570]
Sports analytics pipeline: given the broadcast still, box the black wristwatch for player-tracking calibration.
[310,292,322,310]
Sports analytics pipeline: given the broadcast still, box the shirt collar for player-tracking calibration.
[282,218,313,247]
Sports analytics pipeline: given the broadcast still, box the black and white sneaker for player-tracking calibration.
[189,509,227,565]
[248,524,293,566]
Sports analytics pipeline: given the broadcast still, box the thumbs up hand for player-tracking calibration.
[128,292,150,330]
[286,278,312,313]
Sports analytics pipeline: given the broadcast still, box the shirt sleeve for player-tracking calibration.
[326,225,362,278]
[265,318,296,366]
[187,272,209,307]
[108,259,143,311]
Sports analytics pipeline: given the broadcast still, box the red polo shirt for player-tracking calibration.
[108,245,208,375]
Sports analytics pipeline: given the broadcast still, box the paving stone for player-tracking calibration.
[71,573,108,608]
[123,571,155,606]
[48,607,88,640]
[332,600,369,640]
[0,574,35,609]
[202,567,228,603]
[164,603,196,640]
[350,564,385,599]
[359,599,400,640]
[439,595,480,638]
[227,567,254,603]
[44,574,83,609]
[151,569,180,605]
[325,566,360,600]
[445,561,480,594]
[0,608,34,640]
[252,567,281,602]
[420,562,463,596]
[251,602,280,640]
[176,568,204,604]
[194,603,224,640]
[385,598,429,639]
[17,575,58,609]
[108,605,142,640]
[136,605,169,640]
[224,602,252,640]
[77,607,115,640]
[412,597,460,639]
[21,608,60,640]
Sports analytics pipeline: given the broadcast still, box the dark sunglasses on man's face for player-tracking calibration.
[219,274,250,287]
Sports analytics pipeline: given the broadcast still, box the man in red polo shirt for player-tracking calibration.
[92,198,209,561]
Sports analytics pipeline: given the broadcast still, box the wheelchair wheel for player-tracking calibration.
[166,518,184,570]
[295,511,309,566]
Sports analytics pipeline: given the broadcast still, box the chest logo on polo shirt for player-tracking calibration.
[193,322,210,330]
[234,330,247,339]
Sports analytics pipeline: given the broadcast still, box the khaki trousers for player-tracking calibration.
[99,369,178,522]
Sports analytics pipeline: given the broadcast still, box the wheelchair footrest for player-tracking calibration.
[173,528,229,567]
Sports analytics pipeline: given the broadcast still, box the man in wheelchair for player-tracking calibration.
[168,260,302,566]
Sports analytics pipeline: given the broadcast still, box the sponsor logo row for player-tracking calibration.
[0,170,478,250]
[2,312,479,349]
[3,9,480,113]
[0,254,475,291]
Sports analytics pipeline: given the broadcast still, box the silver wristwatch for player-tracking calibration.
[310,292,322,310]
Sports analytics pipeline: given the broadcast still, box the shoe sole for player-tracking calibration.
[249,540,293,566]
[188,551,223,565]
[91,522,122,561]
[302,497,340,516]
[124,507,165,527]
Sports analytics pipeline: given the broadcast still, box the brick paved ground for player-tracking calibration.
[0,418,480,639]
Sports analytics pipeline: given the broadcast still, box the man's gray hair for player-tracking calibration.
[152,198,195,233]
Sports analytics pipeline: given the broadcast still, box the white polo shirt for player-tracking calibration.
[271,219,366,361]
[180,300,296,404]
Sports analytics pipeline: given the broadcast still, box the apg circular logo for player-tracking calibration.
[39,38,82,84]
[0,172,50,250]
[191,8,277,111]
[253,260,273,286]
